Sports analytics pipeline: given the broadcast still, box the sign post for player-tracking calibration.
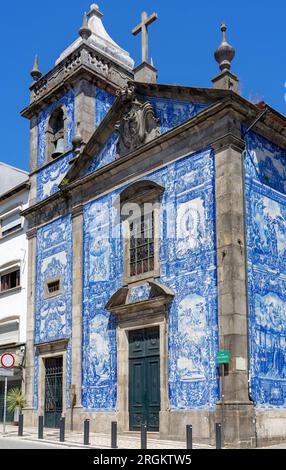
[3,377,8,434]
[0,353,16,434]
[216,350,230,448]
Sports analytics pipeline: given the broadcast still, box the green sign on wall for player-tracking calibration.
[216,350,230,364]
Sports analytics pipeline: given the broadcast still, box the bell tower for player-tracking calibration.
[21,4,134,205]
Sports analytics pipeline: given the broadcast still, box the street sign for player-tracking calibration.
[216,350,230,364]
[216,350,230,448]
[0,369,14,377]
[0,352,15,369]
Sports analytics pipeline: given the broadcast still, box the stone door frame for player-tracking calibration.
[36,340,68,420]
[116,308,169,433]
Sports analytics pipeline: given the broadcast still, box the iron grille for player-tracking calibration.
[130,211,154,277]
[44,357,63,429]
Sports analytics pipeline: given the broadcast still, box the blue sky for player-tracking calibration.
[1,0,285,171]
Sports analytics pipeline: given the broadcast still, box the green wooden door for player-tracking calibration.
[129,327,160,431]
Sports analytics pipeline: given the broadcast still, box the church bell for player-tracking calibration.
[51,137,65,159]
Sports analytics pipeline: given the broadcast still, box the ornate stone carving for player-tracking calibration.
[88,51,110,75]
[28,45,131,106]
[116,85,160,157]
[64,51,81,74]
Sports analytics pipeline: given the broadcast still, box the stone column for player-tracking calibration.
[70,205,84,427]
[23,228,37,426]
[214,137,255,448]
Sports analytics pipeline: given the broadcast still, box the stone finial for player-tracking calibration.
[212,22,239,94]
[31,54,42,81]
[79,12,92,40]
[87,3,103,18]
[72,122,83,154]
[214,22,235,71]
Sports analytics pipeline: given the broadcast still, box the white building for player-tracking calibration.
[0,163,29,423]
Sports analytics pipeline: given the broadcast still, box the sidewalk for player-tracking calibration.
[2,425,286,449]
[0,424,211,449]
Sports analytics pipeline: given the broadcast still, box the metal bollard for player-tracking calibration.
[84,419,90,446]
[111,421,118,449]
[38,416,44,439]
[60,417,65,442]
[215,423,222,449]
[186,425,192,449]
[141,423,147,450]
[18,413,24,437]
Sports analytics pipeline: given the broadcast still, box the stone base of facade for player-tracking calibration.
[161,404,256,448]
[215,403,256,448]
[160,410,215,444]
[66,407,117,434]
[22,407,39,427]
[23,404,286,448]
[255,409,286,446]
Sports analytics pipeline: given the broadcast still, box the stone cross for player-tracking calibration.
[132,11,158,64]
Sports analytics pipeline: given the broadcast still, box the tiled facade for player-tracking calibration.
[245,131,286,408]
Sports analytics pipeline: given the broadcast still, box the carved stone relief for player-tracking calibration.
[116,86,160,157]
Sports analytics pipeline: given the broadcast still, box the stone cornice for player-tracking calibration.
[108,296,171,316]
[35,338,69,355]
[135,81,230,103]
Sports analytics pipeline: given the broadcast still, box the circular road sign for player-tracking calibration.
[0,353,15,369]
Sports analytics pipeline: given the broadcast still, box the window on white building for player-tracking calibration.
[0,210,22,238]
[0,320,19,345]
[0,267,21,293]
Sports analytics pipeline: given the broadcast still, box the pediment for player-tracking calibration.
[105,281,174,315]
[61,84,162,185]
[61,83,224,187]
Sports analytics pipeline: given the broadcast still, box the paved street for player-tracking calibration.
[0,436,70,449]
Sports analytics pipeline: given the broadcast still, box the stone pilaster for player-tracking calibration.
[23,227,38,426]
[29,115,38,173]
[214,137,255,448]
[28,115,39,207]
[74,79,96,145]
[70,205,84,411]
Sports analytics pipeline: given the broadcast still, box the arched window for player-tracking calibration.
[118,180,164,285]
[46,107,65,160]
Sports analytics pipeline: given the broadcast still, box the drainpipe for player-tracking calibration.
[241,106,269,447]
